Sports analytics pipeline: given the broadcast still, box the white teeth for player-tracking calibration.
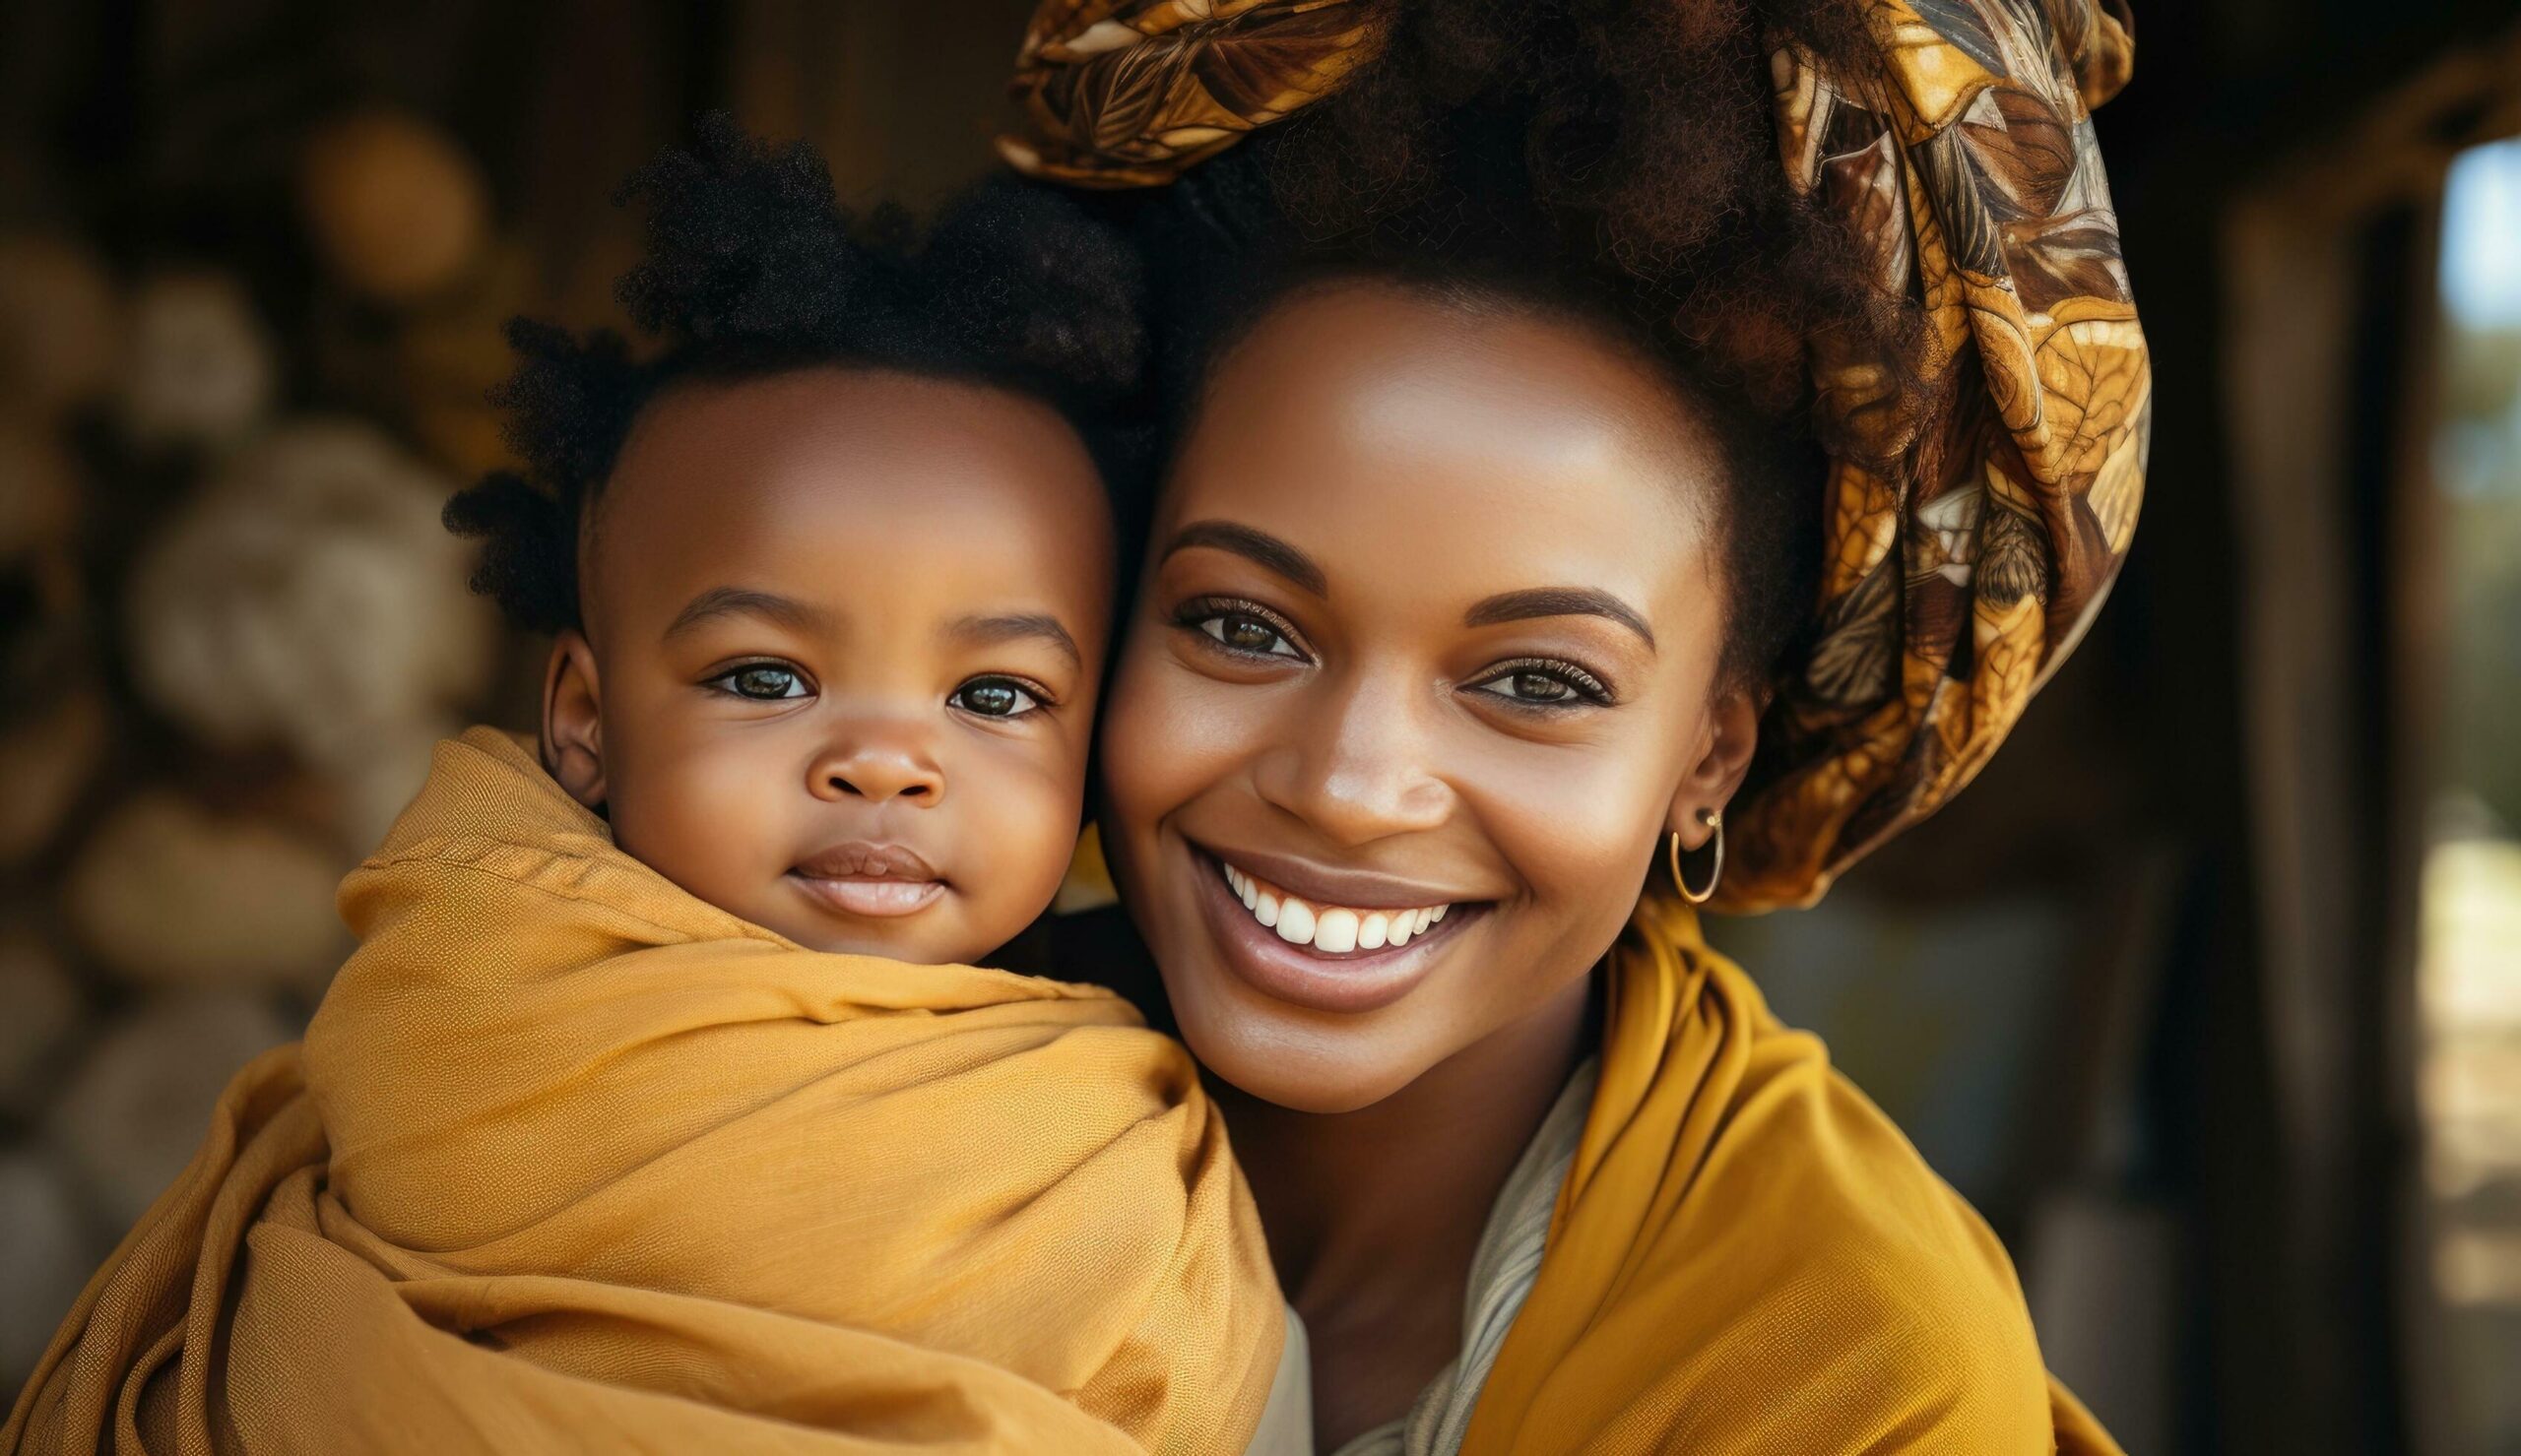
[1219,860,1454,954]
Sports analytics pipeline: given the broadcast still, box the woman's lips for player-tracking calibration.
[788,842,945,919]
[1220,861,1448,953]
[1185,844,1482,1014]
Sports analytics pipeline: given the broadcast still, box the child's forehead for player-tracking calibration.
[619,367,1092,494]
[585,368,1117,631]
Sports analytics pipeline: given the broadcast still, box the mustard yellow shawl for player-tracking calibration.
[1453,896,2122,1455]
[5,728,1281,1455]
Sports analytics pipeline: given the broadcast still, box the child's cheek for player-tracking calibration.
[954,738,1091,952]
[607,721,801,926]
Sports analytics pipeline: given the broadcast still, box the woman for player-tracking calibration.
[1011,0,2149,1450]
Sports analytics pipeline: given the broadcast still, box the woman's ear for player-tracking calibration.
[541,630,607,810]
[1665,683,1760,848]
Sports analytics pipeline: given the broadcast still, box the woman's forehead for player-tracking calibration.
[1165,285,1715,601]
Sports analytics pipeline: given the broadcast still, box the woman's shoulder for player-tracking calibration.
[1637,957,2057,1445]
[1712,958,2030,1286]
[1485,943,2063,1452]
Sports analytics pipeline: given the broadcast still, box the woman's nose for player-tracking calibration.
[809,728,945,805]
[1253,669,1452,846]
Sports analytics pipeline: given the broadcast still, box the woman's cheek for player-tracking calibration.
[1102,649,1236,833]
[1094,661,1164,840]
[1493,726,1667,858]
[1464,735,1672,983]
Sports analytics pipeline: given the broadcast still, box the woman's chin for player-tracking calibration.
[1203,1044,1424,1115]
[1162,975,1443,1114]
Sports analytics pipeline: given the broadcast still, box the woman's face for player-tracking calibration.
[1099,282,1758,1113]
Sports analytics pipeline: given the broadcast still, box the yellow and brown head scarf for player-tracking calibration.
[1004,0,2150,912]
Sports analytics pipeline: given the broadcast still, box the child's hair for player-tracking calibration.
[445,113,1150,633]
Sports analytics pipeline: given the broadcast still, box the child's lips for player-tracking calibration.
[790,874,944,918]
[788,842,946,919]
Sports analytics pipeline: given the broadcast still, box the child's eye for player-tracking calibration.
[708,664,811,701]
[950,675,1043,719]
[1176,599,1308,661]
[1465,660,1612,709]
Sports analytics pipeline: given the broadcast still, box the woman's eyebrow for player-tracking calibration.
[663,587,832,639]
[1463,587,1656,649]
[1158,520,1328,597]
[944,612,1082,669]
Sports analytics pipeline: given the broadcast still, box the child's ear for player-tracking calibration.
[1664,682,1760,848]
[541,630,607,810]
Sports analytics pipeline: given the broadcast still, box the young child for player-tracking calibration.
[6,120,1290,1456]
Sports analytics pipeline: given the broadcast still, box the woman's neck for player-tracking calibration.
[1216,975,1593,1444]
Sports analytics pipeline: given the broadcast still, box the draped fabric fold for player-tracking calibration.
[4,728,1282,1456]
[1452,894,2125,1454]
[1001,0,2153,913]
[1744,0,2148,910]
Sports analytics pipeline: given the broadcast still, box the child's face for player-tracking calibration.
[542,368,1116,964]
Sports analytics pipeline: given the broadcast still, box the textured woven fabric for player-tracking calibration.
[1000,0,2153,913]
[4,728,1283,1456]
[1002,0,1390,187]
[1453,895,2124,1455]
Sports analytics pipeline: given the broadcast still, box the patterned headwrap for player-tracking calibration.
[1003,0,2150,912]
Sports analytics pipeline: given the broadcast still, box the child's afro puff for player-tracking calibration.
[444,112,1149,634]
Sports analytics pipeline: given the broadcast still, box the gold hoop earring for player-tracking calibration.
[1668,808,1723,906]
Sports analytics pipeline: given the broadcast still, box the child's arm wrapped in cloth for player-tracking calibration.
[5,728,1286,1455]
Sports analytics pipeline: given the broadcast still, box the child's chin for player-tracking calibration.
[790,922,932,961]
[771,911,989,968]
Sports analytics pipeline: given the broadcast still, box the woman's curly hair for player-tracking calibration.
[445,113,1151,634]
[1136,0,1916,689]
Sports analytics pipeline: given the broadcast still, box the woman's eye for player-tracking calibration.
[713,664,810,700]
[1200,612,1301,659]
[1468,662,1609,708]
[950,676,1041,718]
[1490,671,1575,702]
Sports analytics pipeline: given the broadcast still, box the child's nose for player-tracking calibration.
[809,730,945,805]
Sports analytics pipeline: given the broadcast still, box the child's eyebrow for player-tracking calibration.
[664,587,832,639]
[944,612,1081,670]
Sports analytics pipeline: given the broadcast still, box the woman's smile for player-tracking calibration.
[1183,838,1488,1013]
